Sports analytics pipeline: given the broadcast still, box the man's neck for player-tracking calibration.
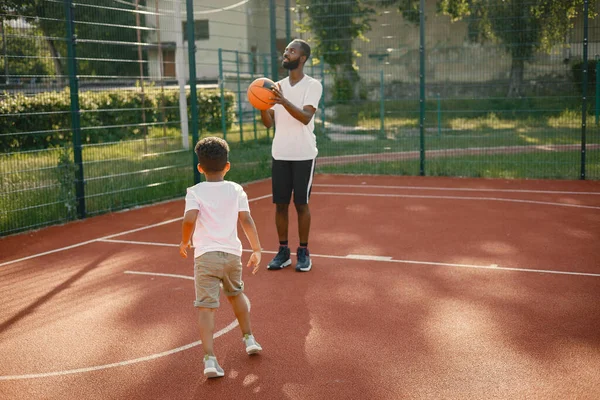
[288,69,304,85]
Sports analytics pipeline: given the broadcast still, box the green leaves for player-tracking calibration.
[0,88,235,152]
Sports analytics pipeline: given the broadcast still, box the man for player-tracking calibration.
[260,39,323,272]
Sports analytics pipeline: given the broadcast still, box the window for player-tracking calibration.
[182,20,209,41]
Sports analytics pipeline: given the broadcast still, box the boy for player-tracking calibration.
[179,136,263,379]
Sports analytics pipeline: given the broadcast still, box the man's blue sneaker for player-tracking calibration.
[295,247,312,272]
[267,246,292,270]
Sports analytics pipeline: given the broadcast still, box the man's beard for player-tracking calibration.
[282,58,300,70]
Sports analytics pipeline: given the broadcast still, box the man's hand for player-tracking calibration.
[247,251,262,274]
[270,83,286,106]
[179,241,191,258]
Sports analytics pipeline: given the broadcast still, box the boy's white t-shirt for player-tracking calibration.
[272,75,323,161]
[184,181,250,258]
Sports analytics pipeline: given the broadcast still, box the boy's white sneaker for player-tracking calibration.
[203,355,224,378]
[243,334,262,355]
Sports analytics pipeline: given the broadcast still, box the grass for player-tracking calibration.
[317,151,600,180]
[2,106,599,236]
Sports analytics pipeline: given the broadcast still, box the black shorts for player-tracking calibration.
[271,158,316,205]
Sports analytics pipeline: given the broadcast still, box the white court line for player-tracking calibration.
[101,239,178,247]
[313,183,600,196]
[1,191,597,269]
[346,254,392,261]
[95,239,600,278]
[312,191,600,210]
[0,217,183,268]
[0,194,272,268]
[0,271,245,381]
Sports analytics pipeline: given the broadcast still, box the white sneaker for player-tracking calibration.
[203,355,224,378]
[243,334,262,355]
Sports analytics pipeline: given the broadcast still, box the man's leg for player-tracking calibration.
[267,203,292,269]
[295,203,310,244]
[292,159,315,272]
[275,203,289,242]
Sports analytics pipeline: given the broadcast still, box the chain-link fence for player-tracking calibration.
[1,0,598,236]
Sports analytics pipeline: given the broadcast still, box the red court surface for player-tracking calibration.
[1,174,600,400]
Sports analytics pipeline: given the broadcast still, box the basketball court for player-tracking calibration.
[1,175,599,399]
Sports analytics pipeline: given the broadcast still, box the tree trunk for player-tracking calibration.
[333,64,360,102]
[45,37,64,87]
[507,57,524,98]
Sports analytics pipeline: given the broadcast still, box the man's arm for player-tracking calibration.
[179,209,198,258]
[260,109,275,128]
[271,85,316,125]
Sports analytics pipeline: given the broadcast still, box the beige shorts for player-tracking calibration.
[194,251,244,308]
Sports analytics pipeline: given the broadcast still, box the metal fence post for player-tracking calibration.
[285,0,291,44]
[250,52,257,140]
[64,0,85,219]
[269,0,278,81]
[581,0,589,180]
[236,50,243,142]
[596,54,600,125]
[263,54,271,139]
[186,0,200,184]
[380,70,385,137]
[419,0,426,176]
[218,48,227,140]
[2,19,8,84]
[437,93,441,136]
[320,57,325,133]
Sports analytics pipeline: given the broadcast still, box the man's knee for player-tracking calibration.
[276,203,289,214]
[295,203,309,215]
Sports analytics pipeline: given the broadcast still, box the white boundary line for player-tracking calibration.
[101,239,178,247]
[313,183,600,196]
[0,217,183,268]
[94,239,600,278]
[1,190,597,269]
[0,194,272,268]
[0,271,245,381]
[312,192,600,210]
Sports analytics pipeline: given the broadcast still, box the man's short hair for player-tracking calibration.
[194,137,229,173]
[292,39,311,60]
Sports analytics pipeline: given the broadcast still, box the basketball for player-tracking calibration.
[247,77,276,110]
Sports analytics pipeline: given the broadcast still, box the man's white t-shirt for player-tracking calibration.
[184,181,250,258]
[272,75,323,161]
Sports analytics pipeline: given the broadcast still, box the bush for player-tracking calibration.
[0,87,235,152]
[571,58,598,94]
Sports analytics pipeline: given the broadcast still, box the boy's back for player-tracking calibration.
[184,180,249,259]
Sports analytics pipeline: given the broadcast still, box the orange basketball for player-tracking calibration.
[247,77,276,110]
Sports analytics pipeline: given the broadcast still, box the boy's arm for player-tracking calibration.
[179,209,199,258]
[239,211,262,273]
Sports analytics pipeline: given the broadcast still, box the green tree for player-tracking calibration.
[388,0,596,97]
[1,0,146,81]
[296,0,376,101]
[0,23,55,83]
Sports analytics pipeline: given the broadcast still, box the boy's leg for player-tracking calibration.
[222,254,262,354]
[227,293,251,335]
[194,252,223,356]
[198,308,217,356]
[227,293,262,355]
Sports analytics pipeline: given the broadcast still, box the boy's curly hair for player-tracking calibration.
[194,137,229,173]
